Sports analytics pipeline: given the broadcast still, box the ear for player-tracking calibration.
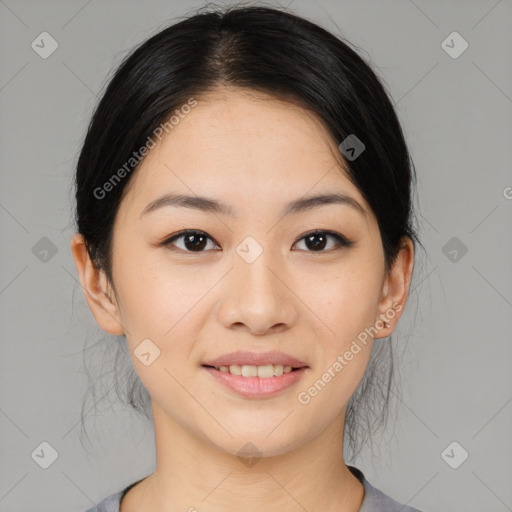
[70,232,125,335]
[374,236,415,339]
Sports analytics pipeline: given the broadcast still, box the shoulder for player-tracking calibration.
[82,476,148,512]
[82,490,123,512]
[348,465,424,512]
[84,469,424,512]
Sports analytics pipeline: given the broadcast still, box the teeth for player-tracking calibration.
[216,364,295,378]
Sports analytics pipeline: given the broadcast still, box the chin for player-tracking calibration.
[205,428,305,461]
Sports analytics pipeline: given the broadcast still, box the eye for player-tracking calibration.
[163,230,220,252]
[293,230,354,252]
[162,229,354,254]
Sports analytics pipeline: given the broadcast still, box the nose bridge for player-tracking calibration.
[217,235,297,333]
[235,238,282,304]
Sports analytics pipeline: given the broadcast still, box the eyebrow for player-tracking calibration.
[139,192,367,219]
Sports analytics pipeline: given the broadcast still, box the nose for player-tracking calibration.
[216,249,298,336]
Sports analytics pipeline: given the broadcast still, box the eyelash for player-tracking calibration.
[161,229,354,254]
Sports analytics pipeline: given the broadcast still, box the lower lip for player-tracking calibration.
[202,366,308,398]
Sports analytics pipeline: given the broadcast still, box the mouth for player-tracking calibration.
[200,350,310,397]
[200,363,309,398]
[201,363,307,378]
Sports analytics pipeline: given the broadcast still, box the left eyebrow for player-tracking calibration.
[139,192,367,219]
[283,192,367,218]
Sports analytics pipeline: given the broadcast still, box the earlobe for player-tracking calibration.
[375,237,415,339]
[70,233,125,336]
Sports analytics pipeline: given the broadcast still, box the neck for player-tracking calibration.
[123,400,365,512]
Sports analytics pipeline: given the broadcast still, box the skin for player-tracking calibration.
[71,86,414,512]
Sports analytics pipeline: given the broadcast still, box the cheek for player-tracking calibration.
[297,262,383,344]
[292,263,381,402]
[112,246,215,338]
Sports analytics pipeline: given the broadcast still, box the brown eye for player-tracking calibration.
[293,230,354,252]
[162,229,353,254]
[164,230,219,252]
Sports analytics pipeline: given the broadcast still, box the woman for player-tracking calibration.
[71,4,424,511]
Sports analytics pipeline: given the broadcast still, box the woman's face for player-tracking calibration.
[76,87,411,458]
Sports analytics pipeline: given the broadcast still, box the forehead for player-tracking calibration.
[118,87,371,222]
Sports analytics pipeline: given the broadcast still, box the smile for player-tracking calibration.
[207,363,301,378]
[201,364,308,398]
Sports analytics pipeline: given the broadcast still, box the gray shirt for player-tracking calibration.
[84,465,423,512]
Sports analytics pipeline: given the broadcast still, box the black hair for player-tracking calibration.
[73,2,425,463]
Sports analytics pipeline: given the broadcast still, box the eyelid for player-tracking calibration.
[161,229,354,253]
[293,230,355,250]
[162,229,220,251]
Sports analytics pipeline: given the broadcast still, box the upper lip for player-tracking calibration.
[202,350,309,368]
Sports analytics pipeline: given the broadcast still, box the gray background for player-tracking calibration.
[1,0,511,511]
